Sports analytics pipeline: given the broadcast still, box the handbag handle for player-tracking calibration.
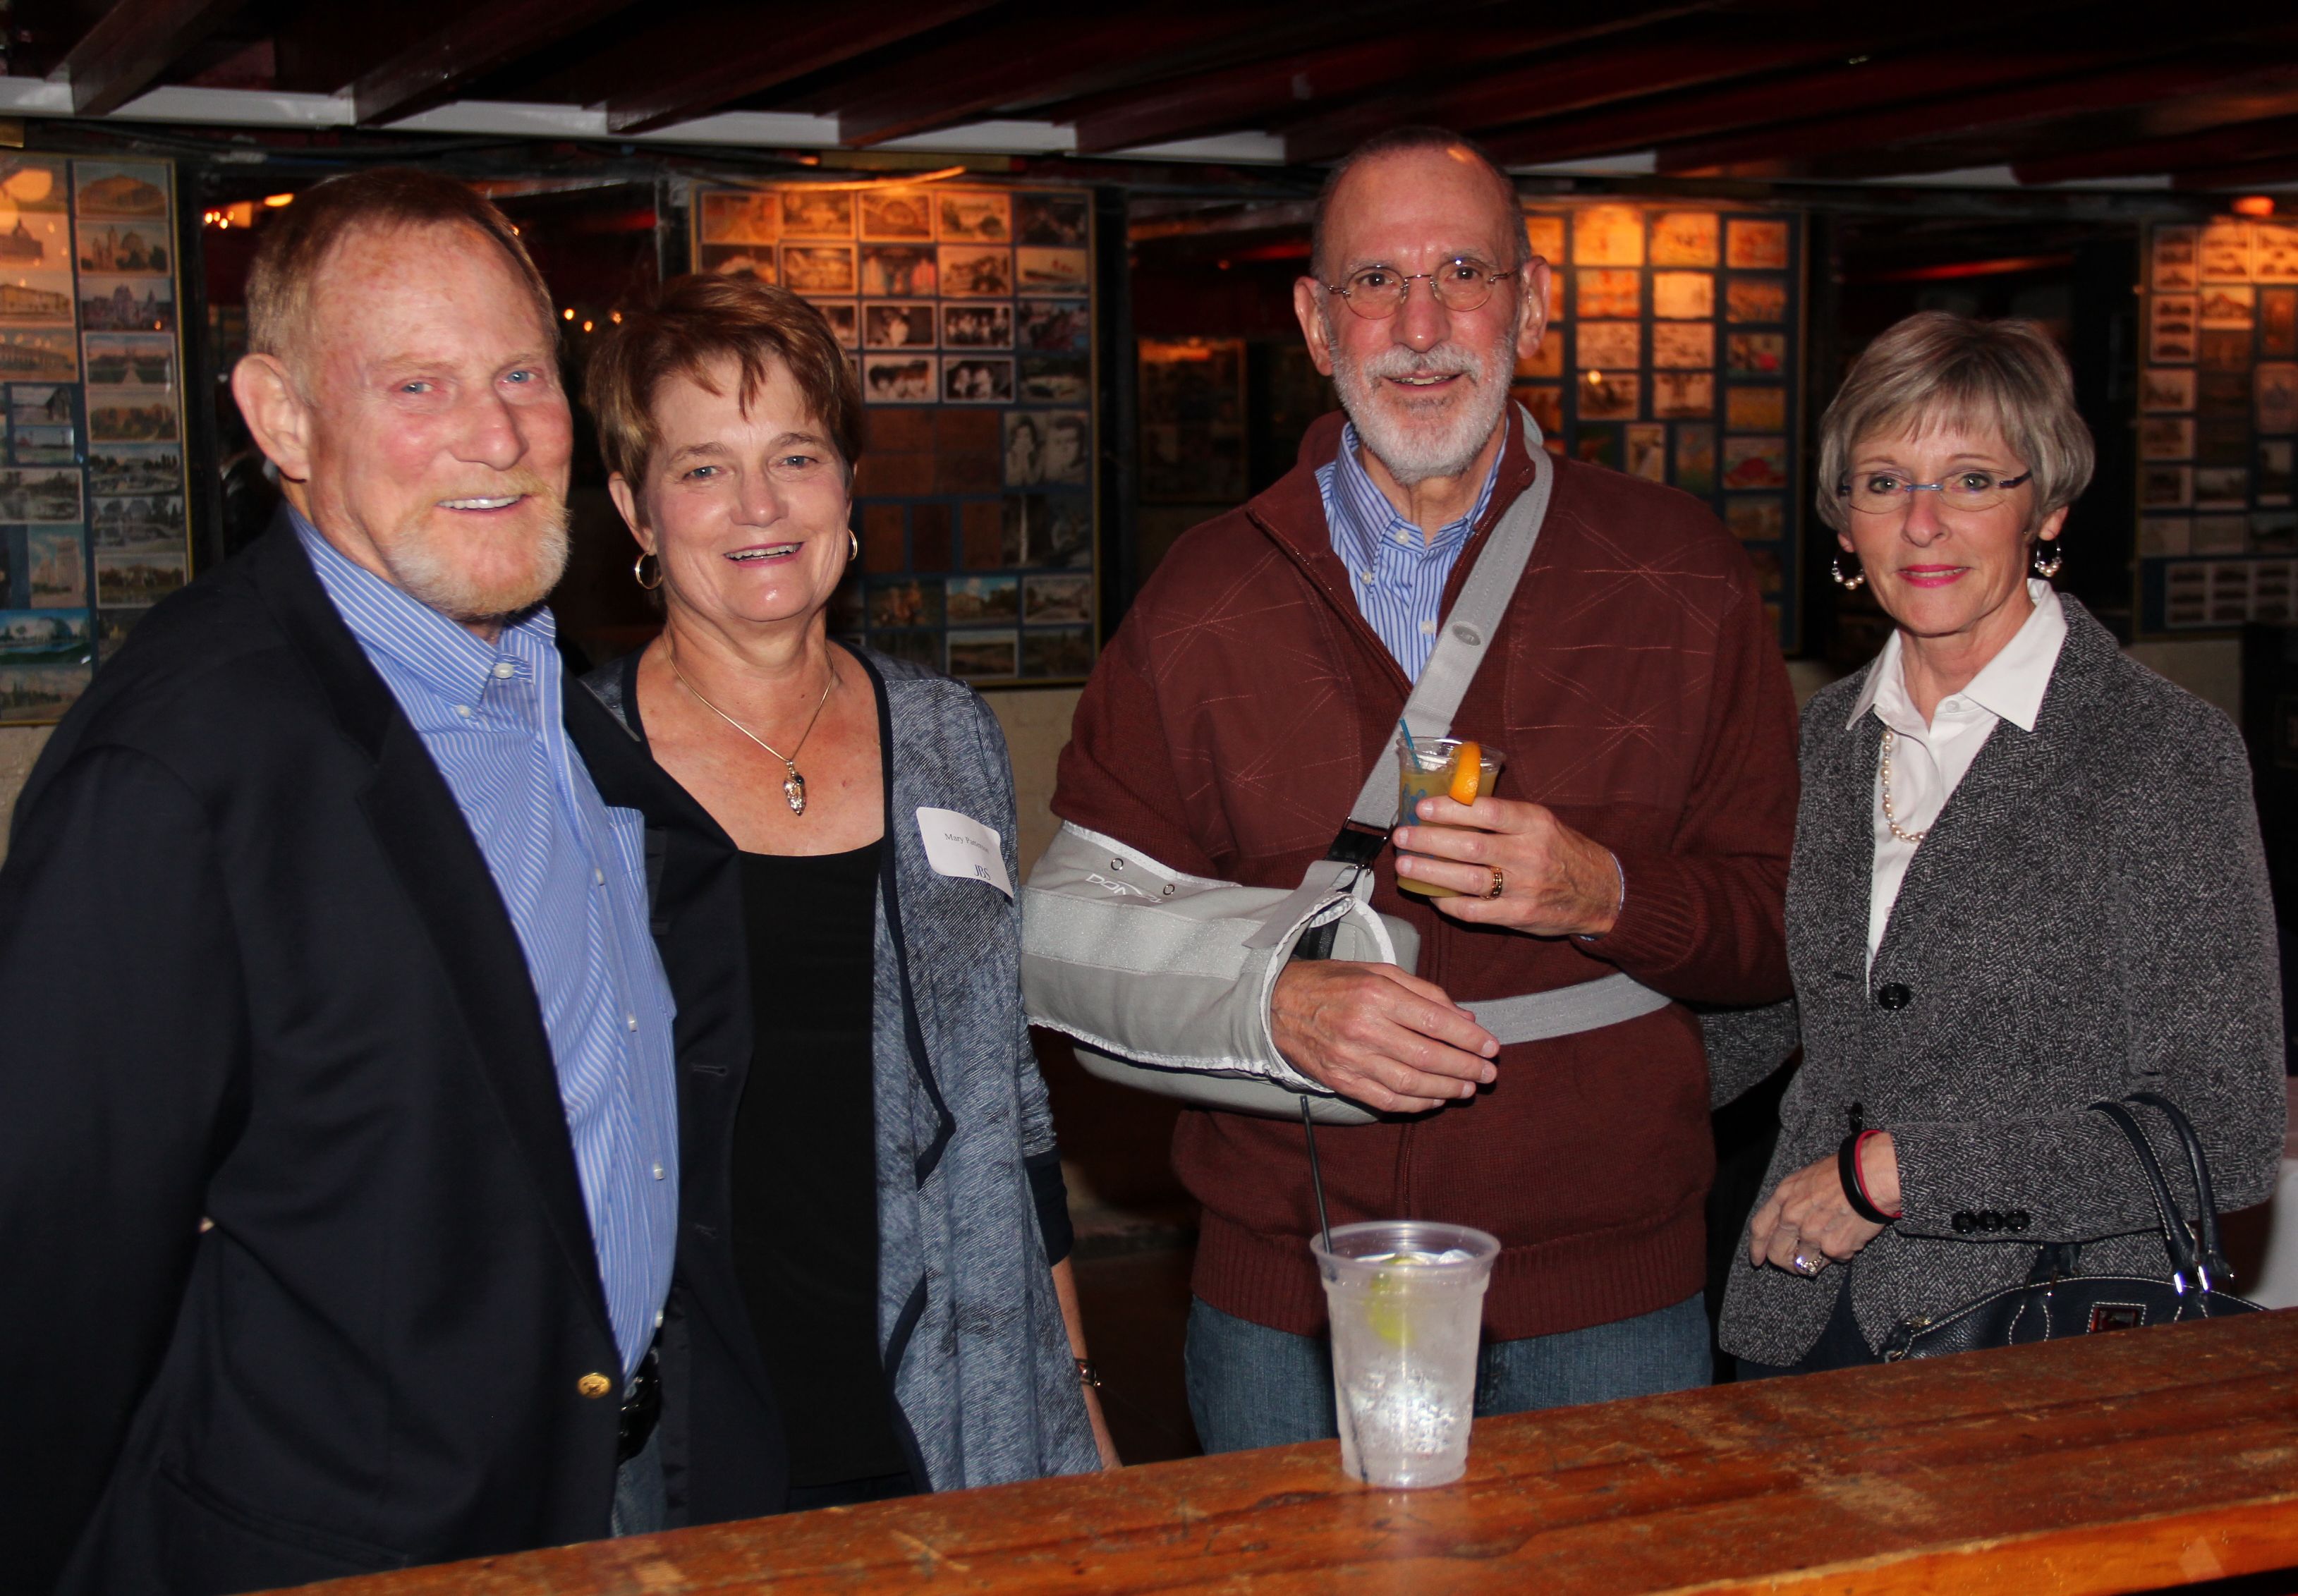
[2124,1090,2232,1284]
[2090,1099,2204,1291]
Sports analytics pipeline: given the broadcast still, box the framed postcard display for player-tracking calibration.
[692,181,1097,682]
[0,154,193,724]
[2136,217,2298,634]
[1520,202,1804,650]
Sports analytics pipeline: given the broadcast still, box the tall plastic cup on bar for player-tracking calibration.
[1312,1219,1502,1488]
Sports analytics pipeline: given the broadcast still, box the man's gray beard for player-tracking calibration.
[1326,312,1519,487]
[390,497,572,626]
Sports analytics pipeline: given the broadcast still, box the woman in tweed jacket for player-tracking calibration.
[579,276,1108,1509]
[1707,313,2285,1374]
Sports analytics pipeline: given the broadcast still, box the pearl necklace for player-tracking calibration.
[1878,726,1928,845]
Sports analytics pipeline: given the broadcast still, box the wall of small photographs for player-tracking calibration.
[0,154,189,724]
[1512,202,1804,650]
[2136,217,2298,634]
[690,181,1097,682]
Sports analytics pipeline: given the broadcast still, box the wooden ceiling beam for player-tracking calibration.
[1277,3,1990,166]
[1063,3,1710,155]
[1067,39,1430,156]
[829,8,1382,148]
[1658,50,2298,175]
[2012,112,2298,183]
[1482,42,2144,167]
[601,0,1006,135]
[2173,152,2298,190]
[348,0,638,124]
[52,0,248,116]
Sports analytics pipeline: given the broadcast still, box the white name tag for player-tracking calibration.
[915,807,1013,898]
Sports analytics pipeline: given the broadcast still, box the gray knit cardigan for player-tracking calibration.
[1705,596,2286,1365]
[587,647,1099,1490]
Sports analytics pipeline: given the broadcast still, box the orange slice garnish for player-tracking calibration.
[1447,741,1483,805]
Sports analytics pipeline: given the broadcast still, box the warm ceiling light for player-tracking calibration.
[561,307,575,320]
[262,193,294,208]
[609,310,622,323]
[2232,195,2275,218]
[581,319,593,333]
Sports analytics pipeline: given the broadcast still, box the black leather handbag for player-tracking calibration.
[1880,1092,2261,1361]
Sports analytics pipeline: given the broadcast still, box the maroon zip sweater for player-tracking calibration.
[1054,409,1799,1338]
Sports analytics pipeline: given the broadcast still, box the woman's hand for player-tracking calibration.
[1393,796,1622,937]
[1749,1133,1899,1274]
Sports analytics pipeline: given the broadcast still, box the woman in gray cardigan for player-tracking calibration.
[579,275,1110,1506]
[1708,312,2285,1374]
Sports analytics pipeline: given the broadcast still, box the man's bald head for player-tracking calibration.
[1310,127,1527,286]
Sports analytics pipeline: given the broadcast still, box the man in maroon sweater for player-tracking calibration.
[1046,129,1798,1451]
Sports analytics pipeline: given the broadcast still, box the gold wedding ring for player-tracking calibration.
[1483,867,1505,900]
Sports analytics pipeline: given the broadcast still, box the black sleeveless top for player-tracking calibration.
[610,650,909,1492]
[732,843,909,1488]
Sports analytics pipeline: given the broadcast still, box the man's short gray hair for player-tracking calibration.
[1816,311,2093,535]
[1309,126,1529,284]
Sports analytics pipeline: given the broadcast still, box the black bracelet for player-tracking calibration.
[1839,1133,1896,1225]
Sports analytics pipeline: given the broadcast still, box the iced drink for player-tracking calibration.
[1396,737,1505,898]
[1312,1219,1501,1488]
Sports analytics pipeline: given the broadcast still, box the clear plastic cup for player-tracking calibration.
[1312,1219,1502,1488]
[1395,736,1505,898]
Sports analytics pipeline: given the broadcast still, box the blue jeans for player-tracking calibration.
[1185,1291,1713,1455]
[610,1425,666,1537]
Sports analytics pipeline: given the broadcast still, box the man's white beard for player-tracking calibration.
[1327,312,1519,486]
[387,489,572,625]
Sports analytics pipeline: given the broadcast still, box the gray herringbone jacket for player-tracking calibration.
[587,647,1098,1492]
[1706,597,2285,1365]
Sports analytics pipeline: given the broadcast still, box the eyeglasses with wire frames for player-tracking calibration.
[1322,256,1519,320]
[1839,468,2034,516]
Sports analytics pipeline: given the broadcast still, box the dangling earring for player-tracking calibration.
[1831,554,1866,591]
[633,549,663,590]
[847,528,860,562]
[2032,540,2064,580]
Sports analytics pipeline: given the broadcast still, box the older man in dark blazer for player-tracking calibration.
[0,171,778,1595]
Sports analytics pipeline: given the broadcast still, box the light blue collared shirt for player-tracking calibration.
[293,511,678,1381]
[1318,420,1502,681]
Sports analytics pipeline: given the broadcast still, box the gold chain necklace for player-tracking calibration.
[667,641,838,817]
[1878,726,1928,845]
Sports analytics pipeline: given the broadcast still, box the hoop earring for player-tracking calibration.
[847,528,859,562]
[1831,554,1866,592]
[633,550,663,591]
[2032,540,2064,580]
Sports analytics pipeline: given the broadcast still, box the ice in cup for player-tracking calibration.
[1396,736,1505,898]
[1312,1219,1502,1489]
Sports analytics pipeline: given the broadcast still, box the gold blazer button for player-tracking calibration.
[577,1372,614,1399]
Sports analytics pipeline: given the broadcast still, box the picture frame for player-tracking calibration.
[779,188,854,239]
[936,191,1011,243]
[937,245,1013,297]
[858,189,935,242]
[862,301,936,349]
[861,353,936,403]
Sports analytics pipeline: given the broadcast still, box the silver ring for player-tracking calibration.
[1791,1250,1822,1277]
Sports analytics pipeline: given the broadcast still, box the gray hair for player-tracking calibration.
[1310,126,1529,285]
[1816,311,2093,535]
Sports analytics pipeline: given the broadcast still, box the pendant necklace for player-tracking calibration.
[667,642,838,816]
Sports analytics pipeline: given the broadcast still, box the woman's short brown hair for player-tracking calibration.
[586,274,863,490]
[1815,311,2094,535]
[246,168,552,374]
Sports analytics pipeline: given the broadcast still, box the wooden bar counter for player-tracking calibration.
[288,1311,2298,1595]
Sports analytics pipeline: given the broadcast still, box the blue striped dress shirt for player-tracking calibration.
[1318,422,1502,682]
[293,511,678,1382]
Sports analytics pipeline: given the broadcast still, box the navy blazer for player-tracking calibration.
[0,516,779,1595]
